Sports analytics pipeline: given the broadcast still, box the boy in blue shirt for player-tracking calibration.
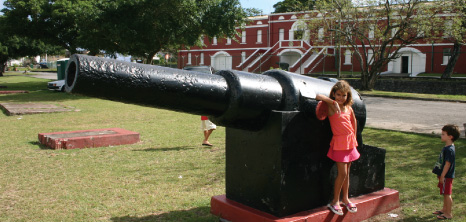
[432,124,460,220]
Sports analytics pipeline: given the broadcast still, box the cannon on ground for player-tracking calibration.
[65,54,385,217]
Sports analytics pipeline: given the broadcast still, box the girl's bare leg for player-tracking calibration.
[332,162,349,205]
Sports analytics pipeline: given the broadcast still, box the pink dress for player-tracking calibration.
[316,101,360,163]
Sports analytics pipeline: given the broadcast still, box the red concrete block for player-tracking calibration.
[38,128,140,149]
[211,188,400,222]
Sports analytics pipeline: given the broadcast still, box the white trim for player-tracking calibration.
[245,25,268,28]
[277,49,303,56]
[180,48,268,52]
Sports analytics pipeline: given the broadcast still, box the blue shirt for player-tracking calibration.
[432,145,455,178]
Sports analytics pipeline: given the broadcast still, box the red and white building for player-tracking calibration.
[178,12,466,75]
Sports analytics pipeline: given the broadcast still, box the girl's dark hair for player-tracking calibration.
[442,124,460,142]
[329,80,353,106]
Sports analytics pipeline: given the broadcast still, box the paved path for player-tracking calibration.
[28,72,57,80]
[363,96,466,138]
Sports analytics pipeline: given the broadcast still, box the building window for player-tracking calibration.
[279,29,285,41]
[318,28,324,41]
[213,37,217,45]
[294,30,304,40]
[444,20,453,38]
[257,30,262,43]
[241,52,246,63]
[367,49,373,64]
[188,53,192,65]
[369,25,375,39]
[442,48,451,65]
[227,37,231,45]
[391,26,398,38]
[242,31,246,43]
[200,53,204,65]
[344,50,352,65]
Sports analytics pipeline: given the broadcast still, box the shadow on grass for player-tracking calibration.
[111,206,218,222]
[137,146,196,152]
[29,141,52,150]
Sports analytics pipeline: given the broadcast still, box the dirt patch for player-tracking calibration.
[0,102,79,116]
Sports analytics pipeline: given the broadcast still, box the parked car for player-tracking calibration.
[39,62,48,69]
[47,80,65,92]
[183,66,216,74]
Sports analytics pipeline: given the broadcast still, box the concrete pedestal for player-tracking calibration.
[211,188,400,222]
[38,128,140,149]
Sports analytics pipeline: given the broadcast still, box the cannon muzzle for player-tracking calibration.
[65,54,365,131]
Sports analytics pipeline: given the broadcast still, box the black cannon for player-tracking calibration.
[65,54,385,217]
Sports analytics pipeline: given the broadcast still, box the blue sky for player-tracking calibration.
[239,0,280,15]
[1,0,280,15]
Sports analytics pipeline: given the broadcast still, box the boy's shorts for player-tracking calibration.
[438,177,453,195]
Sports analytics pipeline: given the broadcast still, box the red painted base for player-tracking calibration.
[38,128,140,149]
[0,90,28,94]
[211,188,400,222]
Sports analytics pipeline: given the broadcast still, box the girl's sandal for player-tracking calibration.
[437,214,452,220]
[343,202,357,213]
[327,204,344,216]
[433,211,444,215]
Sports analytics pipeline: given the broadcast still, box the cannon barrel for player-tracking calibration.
[65,54,366,130]
[64,54,382,217]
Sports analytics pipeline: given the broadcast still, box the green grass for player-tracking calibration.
[363,129,465,221]
[1,75,465,221]
[359,90,466,102]
[417,73,466,78]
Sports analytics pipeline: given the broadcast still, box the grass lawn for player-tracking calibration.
[1,75,465,221]
[359,90,466,102]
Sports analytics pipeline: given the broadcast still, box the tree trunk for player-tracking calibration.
[360,70,370,91]
[145,52,157,65]
[0,59,7,77]
[441,42,461,79]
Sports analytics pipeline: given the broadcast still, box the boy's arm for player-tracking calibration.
[439,161,451,183]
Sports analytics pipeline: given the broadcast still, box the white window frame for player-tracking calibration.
[213,37,217,45]
[257,30,262,44]
[344,50,352,65]
[279,28,285,41]
[442,48,451,65]
[242,31,246,43]
[226,37,232,45]
[369,25,375,39]
[318,28,324,41]
[187,53,192,65]
[241,51,246,63]
[200,53,204,65]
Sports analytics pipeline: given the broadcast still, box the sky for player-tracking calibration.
[239,0,280,15]
[0,0,280,15]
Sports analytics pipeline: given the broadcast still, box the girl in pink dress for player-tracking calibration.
[316,80,360,216]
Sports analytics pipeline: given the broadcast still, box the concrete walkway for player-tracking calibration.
[363,96,465,138]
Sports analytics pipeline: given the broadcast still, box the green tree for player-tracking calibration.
[3,0,249,64]
[80,0,249,63]
[273,0,318,13]
[0,15,60,76]
[441,0,466,79]
[309,0,446,90]
[2,0,96,54]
